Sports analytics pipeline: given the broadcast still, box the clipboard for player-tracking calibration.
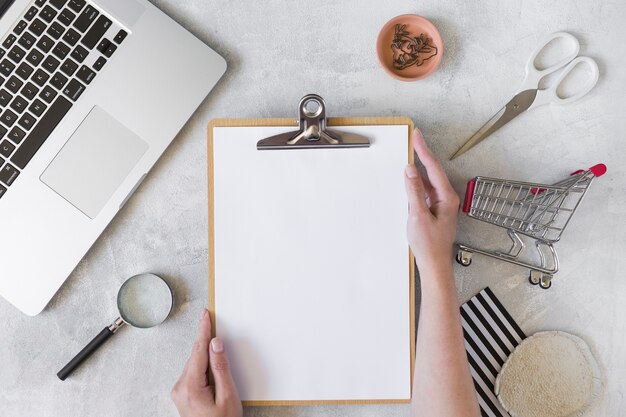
[208,95,415,406]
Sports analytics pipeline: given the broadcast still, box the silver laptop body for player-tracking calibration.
[0,0,226,315]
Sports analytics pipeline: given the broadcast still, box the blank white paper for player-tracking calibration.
[212,125,411,402]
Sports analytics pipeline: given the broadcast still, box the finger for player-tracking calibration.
[405,164,429,215]
[421,172,433,195]
[412,128,455,195]
[186,309,213,392]
[420,173,435,207]
[210,337,240,406]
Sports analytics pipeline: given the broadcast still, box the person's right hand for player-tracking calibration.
[171,309,243,417]
[404,129,460,275]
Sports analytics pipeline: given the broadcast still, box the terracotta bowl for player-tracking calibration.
[376,14,444,81]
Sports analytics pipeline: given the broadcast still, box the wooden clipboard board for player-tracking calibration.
[207,99,415,406]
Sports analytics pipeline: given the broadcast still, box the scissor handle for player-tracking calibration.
[532,56,599,107]
[519,31,580,91]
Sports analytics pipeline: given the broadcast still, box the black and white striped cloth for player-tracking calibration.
[461,287,527,417]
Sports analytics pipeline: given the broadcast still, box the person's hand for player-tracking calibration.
[171,309,243,417]
[404,129,460,274]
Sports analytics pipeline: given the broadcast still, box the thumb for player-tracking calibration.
[404,164,428,216]
[210,337,240,405]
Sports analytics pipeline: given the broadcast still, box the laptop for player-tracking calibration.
[0,0,226,315]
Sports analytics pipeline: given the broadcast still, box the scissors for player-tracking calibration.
[450,32,599,160]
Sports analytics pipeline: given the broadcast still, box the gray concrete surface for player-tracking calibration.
[2,0,626,416]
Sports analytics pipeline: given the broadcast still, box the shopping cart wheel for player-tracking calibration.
[529,270,541,285]
[529,271,552,289]
[456,250,472,267]
[539,275,553,289]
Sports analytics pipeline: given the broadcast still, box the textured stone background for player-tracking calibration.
[1,0,625,416]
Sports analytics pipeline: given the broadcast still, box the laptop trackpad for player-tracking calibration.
[41,106,148,219]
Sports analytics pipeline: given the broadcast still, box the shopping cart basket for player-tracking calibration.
[456,163,607,289]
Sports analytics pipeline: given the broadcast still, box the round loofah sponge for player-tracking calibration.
[495,331,602,417]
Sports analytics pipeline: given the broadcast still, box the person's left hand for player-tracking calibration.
[171,309,243,417]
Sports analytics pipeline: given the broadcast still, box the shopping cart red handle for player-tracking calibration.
[463,178,476,213]
[532,163,607,195]
[570,163,607,177]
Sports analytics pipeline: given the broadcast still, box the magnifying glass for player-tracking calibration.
[57,273,173,380]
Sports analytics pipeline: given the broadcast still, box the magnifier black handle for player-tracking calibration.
[57,319,124,381]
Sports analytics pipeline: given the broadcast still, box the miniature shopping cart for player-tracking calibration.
[456,164,607,289]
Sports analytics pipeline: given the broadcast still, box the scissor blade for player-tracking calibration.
[450,89,538,160]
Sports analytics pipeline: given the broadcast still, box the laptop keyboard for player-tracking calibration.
[0,0,128,199]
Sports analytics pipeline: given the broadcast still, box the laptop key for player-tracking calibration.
[32,69,50,87]
[96,38,110,52]
[40,5,58,23]
[51,0,70,8]
[76,65,95,84]
[52,42,70,59]
[36,35,54,53]
[58,8,76,26]
[10,96,28,114]
[60,59,78,76]
[28,19,47,37]
[0,139,15,158]
[114,30,128,44]
[29,99,47,117]
[47,21,65,40]
[8,45,26,63]
[1,109,18,127]
[0,49,5,60]
[0,125,6,139]
[62,78,84,101]
[3,34,17,49]
[0,184,6,197]
[26,49,45,66]
[39,85,57,103]
[42,55,60,73]
[21,82,39,100]
[6,76,23,94]
[92,56,106,71]
[70,44,88,63]
[68,0,85,13]
[11,96,72,169]
[73,5,98,32]
[50,72,68,89]
[25,7,39,22]
[0,163,19,186]
[62,28,80,46]
[0,60,15,77]
[35,0,47,6]
[18,113,37,130]
[98,39,117,58]
[14,21,28,36]
[82,15,112,49]
[8,126,25,144]
[16,63,34,80]
[0,89,12,106]
[18,32,37,50]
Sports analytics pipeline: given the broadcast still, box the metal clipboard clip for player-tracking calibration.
[256,94,370,150]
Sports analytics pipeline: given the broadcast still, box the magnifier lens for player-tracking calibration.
[117,273,173,328]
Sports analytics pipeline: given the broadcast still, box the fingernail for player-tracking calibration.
[406,164,418,178]
[201,309,208,320]
[211,337,224,353]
